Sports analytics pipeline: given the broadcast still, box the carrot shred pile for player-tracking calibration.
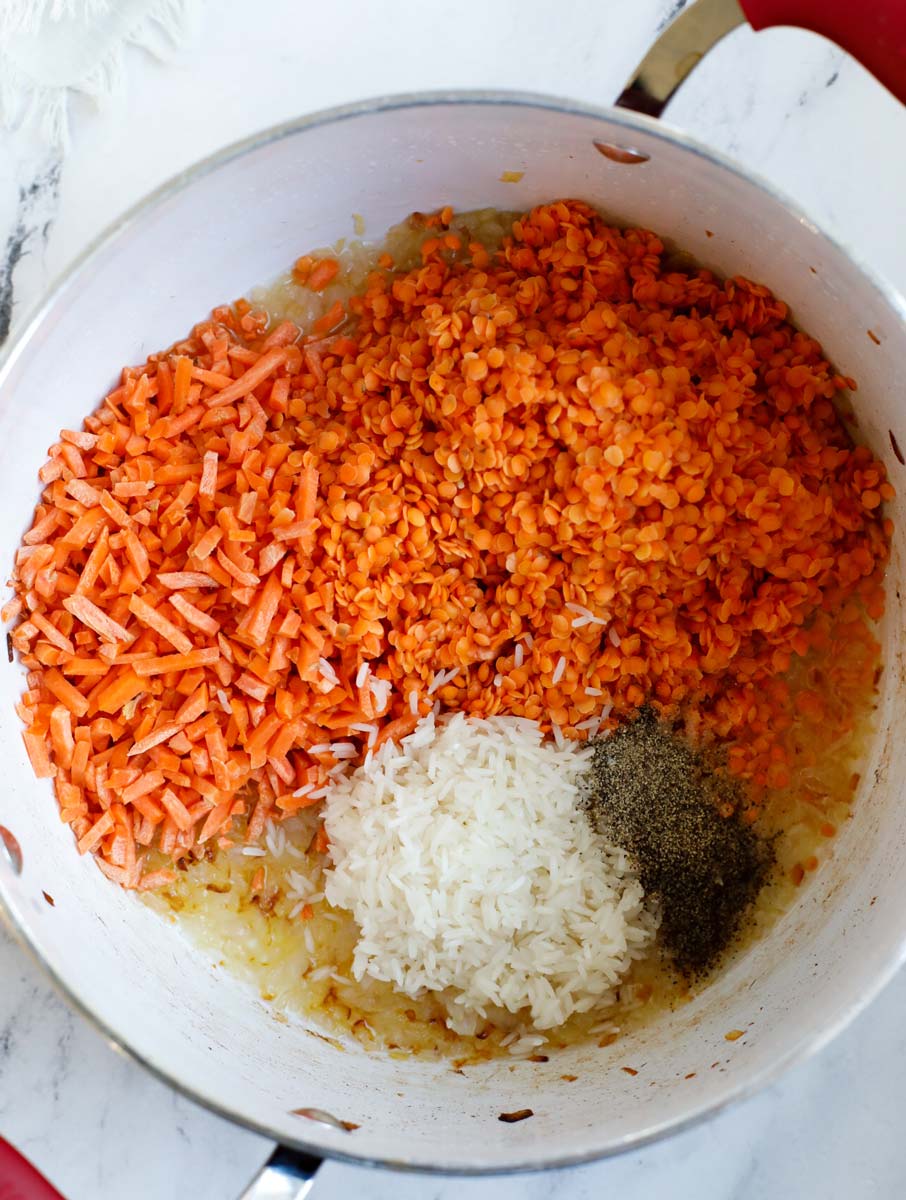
[5,200,892,886]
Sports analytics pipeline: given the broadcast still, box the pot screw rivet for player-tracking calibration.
[0,826,23,875]
[290,1107,359,1132]
[593,140,650,165]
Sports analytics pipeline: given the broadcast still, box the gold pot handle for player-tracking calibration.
[617,0,746,117]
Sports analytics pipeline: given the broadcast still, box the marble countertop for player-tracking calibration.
[1,2,905,1197]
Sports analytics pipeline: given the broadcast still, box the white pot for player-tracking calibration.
[0,91,904,1185]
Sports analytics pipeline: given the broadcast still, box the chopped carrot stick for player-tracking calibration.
[373,712,420,750]
[245,572,283,647]
[199,450,219,498]
[127,722,184,757]
[191,527,222,561]
[96,668,144,715]
[308,258,339,291]
[175,684,208,725]
[77,810,114,855]
[168,592,220,635]
[198,799,232,842]
[44,668,90,718]
[157,572,217,589]
[63,595,131,643]
[74,526,110,595]
[121,771,166,805]
[299,464,319,524]
[204,349,287,410]
[22,730,54,779]
[128,594,193,655]
[133,648,220,676]
[61,657,110,677]
[124,530,150,582]
[159,787,195,832]
[65,478,102,508]
[49,705,75,768]
[31,612,75,654]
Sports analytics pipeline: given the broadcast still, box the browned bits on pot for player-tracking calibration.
[498,1108,534,1123]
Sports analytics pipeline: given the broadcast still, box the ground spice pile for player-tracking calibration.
[583,707,774,976]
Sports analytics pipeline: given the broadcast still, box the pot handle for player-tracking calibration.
[618,0,906,117]
[237,1146,322,1200]
[0,1136,66,1200]
[740,0,906,104]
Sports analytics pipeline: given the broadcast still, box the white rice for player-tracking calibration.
[368,676,392,713]
[565,602,607,629]
[428,667,458,695]
[328,742,358,759]
[318,657,340,686]
[552,655,566,685]
[323,712,656,1033]
[570,614,594,629]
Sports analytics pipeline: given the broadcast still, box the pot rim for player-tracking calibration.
[1,87,905,1177]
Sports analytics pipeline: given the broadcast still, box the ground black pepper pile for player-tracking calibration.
[583,708,774,978]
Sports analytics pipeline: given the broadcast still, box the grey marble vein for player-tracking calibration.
[0,158,61,347]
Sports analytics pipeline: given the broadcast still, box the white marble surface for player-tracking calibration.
[1,1,906,1197]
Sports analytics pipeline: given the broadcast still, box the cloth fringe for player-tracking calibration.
[0,0,197,146]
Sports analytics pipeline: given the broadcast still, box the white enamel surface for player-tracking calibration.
[1,96,905,1175]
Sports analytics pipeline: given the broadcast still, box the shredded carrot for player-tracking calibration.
[204,348,287,410]
[63,595,130,643]
[307,258,339,292]
[6,200,892,887]
[157,572,217,589]
[133,648,220,676]
[199,450,219,498]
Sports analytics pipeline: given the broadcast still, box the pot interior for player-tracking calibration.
[0,97,904,1171]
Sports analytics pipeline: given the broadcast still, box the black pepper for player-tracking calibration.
[583,707,774,977]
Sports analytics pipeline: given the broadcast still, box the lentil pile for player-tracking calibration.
[583,708,774,976]
[5,199,892,888]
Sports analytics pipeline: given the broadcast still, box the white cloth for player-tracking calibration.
[0,0,200,146]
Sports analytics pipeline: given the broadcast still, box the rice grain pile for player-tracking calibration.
[323,712,657,1032]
